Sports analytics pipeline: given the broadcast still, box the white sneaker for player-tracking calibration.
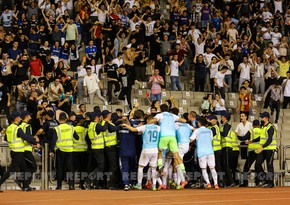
[104,101,108,105]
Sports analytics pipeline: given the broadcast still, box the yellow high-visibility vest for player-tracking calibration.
[211,124,221,151]
[73,125,88,152]
[6,124,25,152]
[19,122,33,152]
[221,123,233,148]
[54,123,74,152]
[88,122,105,149]
[101,121,117,147]
[260,123,277,151]
[248,128,261,153]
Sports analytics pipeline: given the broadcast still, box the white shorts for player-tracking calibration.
[178,143,189,160]
[198,154,215,169]
[139,150,158,167]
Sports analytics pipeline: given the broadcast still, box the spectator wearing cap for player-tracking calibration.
[101,110,121,189]
[263,80,283,123]
[84,110,108,189]
[0,111,39,192]
[237,119,261,187]
[0,78,11,123]
[255,112,277,188]
[19,111,37,190]
[50,112,79,190]
[220,113,235,187]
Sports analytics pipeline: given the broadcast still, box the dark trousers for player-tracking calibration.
[283,96,290,109]
[214,150,223,185]
[210,78,214,92]
[231,150,240,184]
[195,77,205,92]
[104,146,118,188]
[0,106,11,124]
[255,150,275,185]
[118,87,132,109]
[73,151,88,186]
[214,86,226,100]
[135,66,146,82]
[269,99,280,122]
[24,151,37,185]
[241,151,258,185]
[87,149,105,187]
[222,148,234,185]
[56,149,74,188]
[107,81,120,102]
[0,151,29,189]
[120,155,137,185]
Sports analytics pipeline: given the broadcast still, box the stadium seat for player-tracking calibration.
[161,91,171,99]
[182,91,194,99]
[190,99,202,107]
[178,99,190,107]
[193,92,206,100]
[171,91,183,99]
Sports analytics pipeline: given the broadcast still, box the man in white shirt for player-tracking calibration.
[238,56,254,89]
[83,67,108,105]
[220,53,234,92]
[167,54,184,91]
[227,22,239,43]
[235,113,253,137]
[112,52,124,68]
[260,22,272,44]
[214,66,229,100]
[253,56,266,94]
[282,71,290,109]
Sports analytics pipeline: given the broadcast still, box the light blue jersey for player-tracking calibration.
[156,112,178,138]
[142,124,160,149]
[176,123,192,145]
[196,127,214,158]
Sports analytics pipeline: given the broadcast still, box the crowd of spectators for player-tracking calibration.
[0,0,288,127]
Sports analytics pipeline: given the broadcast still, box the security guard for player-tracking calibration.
[238,119,261,187]
[73,115,88,190]
[0,111,39,192]
[220,113,235,187]
[101,110,120,190]
[255,112,277,188]
[84,111,108,189]
[19,111,38,190]
[231,126,240,185]
[208,115,223,187]
[50,112,79,190]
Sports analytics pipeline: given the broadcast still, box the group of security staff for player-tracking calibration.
[0,108,277,192]
[207,111,276,188]
[0,107,121,192]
